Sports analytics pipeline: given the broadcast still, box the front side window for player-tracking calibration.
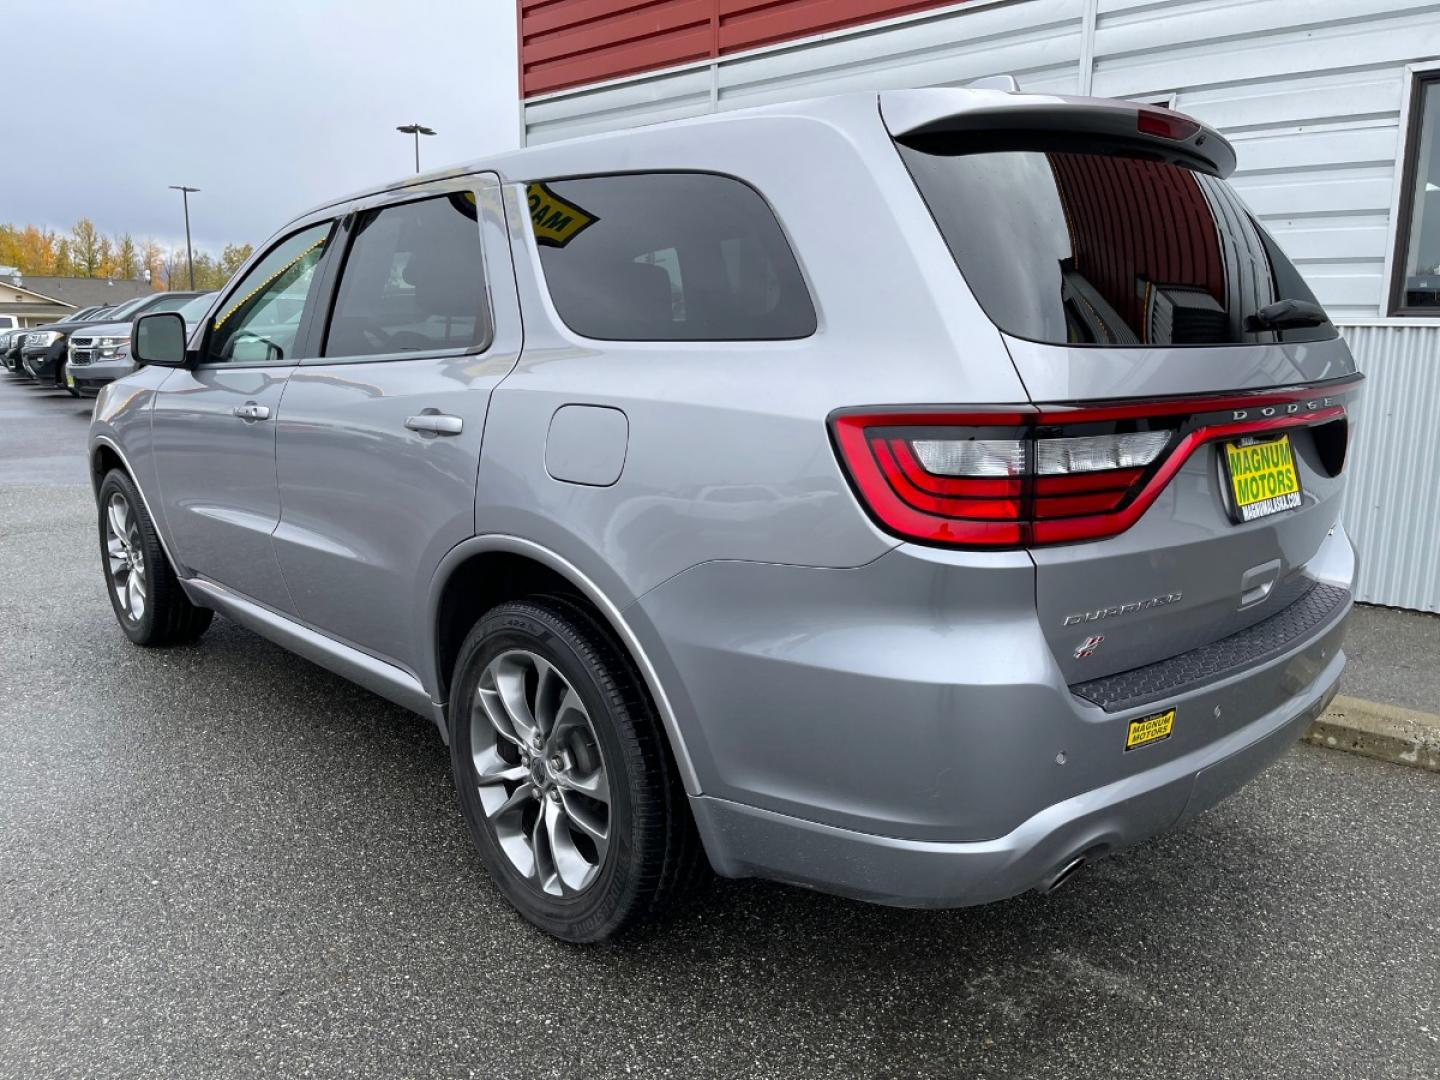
[207,222,331,364]
[323,192,488,358]
[898,135,1337,346]
[1394,75,1440,313]
[526,173,816,341]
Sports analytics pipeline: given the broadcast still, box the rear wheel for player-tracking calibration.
[450,596,700,942]
[98,469,212,646]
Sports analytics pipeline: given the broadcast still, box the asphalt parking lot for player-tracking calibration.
[1,373,1437,1080]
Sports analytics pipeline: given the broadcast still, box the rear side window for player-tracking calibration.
[324,193,488,358]
[897,137,1336,347]
[526,172,815,341]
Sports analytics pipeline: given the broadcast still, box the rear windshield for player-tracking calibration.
[526,172,815,341]
[897,137,1336,347]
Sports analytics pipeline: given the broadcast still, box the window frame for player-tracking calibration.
[195,218,339,369]
[308,181,495,366]
[522,169,819,344]
[1386,63,1440,318]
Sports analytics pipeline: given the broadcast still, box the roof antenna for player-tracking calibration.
[966,74,1020,92]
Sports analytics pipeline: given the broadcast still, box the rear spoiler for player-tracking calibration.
[881,88,1236,178]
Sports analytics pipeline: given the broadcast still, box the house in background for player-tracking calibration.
[515,0,1440,614]
[0,269,153,328]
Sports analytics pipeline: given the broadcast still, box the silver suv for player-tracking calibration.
[91,89,1360,942]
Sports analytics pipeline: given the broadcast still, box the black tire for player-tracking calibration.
[97,469,213,646]
[450,596,701,942]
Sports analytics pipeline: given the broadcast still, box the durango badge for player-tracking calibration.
[1063,592,1182,627]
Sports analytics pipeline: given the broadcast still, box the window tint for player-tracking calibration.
[1395,77,1440,313]
[103,297,150,321]
[527,173,815,341]
[208,222,331,364]
[323,193,487,358]
[897,138,1336,346]
[142,293,197,315]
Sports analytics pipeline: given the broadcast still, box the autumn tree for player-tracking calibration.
[141,239,166,289]
[97,236,116,277]
[70,219,102,277]
[53,238,74,277]
[115,235,139,281]
[0,219,248,286]
[219,243,253,280]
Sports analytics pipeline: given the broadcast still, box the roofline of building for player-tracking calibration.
[0,279,77,307]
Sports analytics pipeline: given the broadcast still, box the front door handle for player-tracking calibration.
[405,412,463,436]
[232,402,271,422]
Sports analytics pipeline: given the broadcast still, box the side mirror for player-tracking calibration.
[131,311,188,367]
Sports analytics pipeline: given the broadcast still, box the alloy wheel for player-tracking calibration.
[104,492,147,624]
[470,649,612,897]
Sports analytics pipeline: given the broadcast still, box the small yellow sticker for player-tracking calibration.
[1125,708,1176,751]
[526,182,598,248]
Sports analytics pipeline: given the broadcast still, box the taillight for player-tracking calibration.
[830,381,1359,549]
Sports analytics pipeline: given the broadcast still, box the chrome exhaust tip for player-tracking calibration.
[1042,856,1086,895]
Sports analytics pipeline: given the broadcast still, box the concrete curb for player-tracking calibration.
[1303,694,1440,773]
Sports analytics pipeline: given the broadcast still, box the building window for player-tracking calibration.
[1393,74,1440,314]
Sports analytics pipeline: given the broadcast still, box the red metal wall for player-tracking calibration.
[519,0,968,97]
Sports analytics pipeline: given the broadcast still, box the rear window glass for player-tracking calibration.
[897,138,1336,347]
[526,172,815,341]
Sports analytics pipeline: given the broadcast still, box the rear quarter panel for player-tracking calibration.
[482,100,1031,605]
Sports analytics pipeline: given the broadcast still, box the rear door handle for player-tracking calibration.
[405,412,463,436]
[232,402,271,421]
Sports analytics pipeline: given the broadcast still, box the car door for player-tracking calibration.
[271,174,520,677]
[149,219,336,612]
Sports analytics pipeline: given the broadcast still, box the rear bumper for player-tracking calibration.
[690,639,1343,907]
[636,525,1354,906]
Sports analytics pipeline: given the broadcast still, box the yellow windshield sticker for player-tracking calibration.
[526,182,597,248]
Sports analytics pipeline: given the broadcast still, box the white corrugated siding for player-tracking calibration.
[1339,324,1440,613]
[1092,0,1440,320]
[524,0,1440,318]
[521,0,1440,612]
[524,0,1086,145]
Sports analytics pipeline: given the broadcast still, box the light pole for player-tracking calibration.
[396,123,436,174]
[168,185,199,289]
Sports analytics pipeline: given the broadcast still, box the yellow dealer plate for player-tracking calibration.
[1223,434,1301,523]
[1125,708,1176,751]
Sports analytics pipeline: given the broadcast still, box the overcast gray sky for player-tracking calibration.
[3,0,517,256]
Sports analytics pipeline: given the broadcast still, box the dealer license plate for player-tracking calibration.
[1223,434,1301,522]
[1125,708,1176,751]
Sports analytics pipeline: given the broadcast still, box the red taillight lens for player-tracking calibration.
[1137,109,1201,141]
[830,383,1358,549]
